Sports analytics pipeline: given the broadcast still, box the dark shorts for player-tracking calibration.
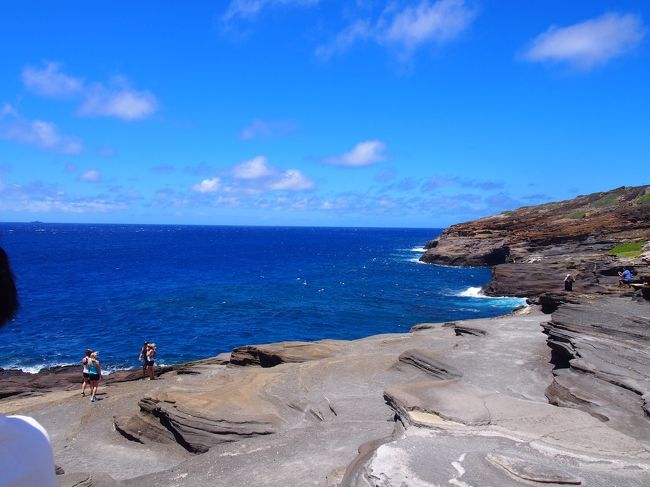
[88,373,100,381]
[146,360,154,366]
[83,372,90,379]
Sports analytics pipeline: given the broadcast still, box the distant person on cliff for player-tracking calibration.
[564,274,575,291]
[145,343,156,380]
[81,348,93,397]
[138,341,149,378]
[0,246,56,486]
[618,269,634,287]
[87,352,101,402]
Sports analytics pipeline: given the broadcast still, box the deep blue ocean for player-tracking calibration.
[0,223,525,373]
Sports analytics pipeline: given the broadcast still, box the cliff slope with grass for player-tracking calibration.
[421,185,650,300]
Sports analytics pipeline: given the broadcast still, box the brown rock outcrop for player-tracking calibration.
[421,185,650,299]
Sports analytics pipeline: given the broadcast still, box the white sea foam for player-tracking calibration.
[408,257,427,264]
[410,247,426,252]
[4,362,75,374]
[458,286,486,298]
[2,361,130,375]
[456,287,528,306]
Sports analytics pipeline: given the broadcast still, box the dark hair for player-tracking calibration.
[86,349,93,356]
[0,247,19,326]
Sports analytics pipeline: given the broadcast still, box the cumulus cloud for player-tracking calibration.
[22,62,158,120]
[240,119,297,140]
[192,177,221,193]
[523,13,646,69]
[232,155,275,179]
[21,62,83,97]
[317,0,476,60]
[79,169,102,182]
[268,169,315,190]
[192,156,315,194]
[223,0,319,24]
[0,104,82,154]
[324,140,387,167]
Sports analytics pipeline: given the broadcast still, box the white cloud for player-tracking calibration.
[22,62,83,97]
[193,156,315,194]
[315,20,373,59]
[21,62,158,120]
[324,140,387,167]
[192,177,221,193]
[523,13,646,69]
[232,155,275,179]
[383,0,477,51]
[268,169,315,190]
[0,104,82,155]
[223,0,319,23]
[316,0,476,59]
[78,84,157,120]
[240,119,297,140]
[0,181,127,214]
[80,169,101,182]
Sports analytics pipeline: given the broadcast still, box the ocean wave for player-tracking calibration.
[458,286,487,298]
[409,247,426,252]
[408,257,426,264]
[0,361,134,375]
[1,361,76,374]
[456,287,527,305]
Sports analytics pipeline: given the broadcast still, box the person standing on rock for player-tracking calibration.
[81,348,93,397]
[138,341,149,378]
[564,274,575,291]
[87,352,101,402]
[145,343,156,380]
[0,246,56,486]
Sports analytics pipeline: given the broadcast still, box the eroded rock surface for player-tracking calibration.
[544,296,650,444]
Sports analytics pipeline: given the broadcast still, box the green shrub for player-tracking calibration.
[592,187,628,208]
[637,193,650,204]
[568,210,586,219]
[592,195,618,208]
[608,241,646,258]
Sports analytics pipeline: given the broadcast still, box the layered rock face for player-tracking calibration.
[35,309,649,486]
[544,296,650,437]
[421,185,650,298]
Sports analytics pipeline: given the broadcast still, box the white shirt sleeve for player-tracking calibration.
[0,414,56,487]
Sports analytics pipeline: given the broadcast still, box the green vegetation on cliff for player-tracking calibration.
[637,193,650,204]
[568,210,586,219]
[608,241,646,258]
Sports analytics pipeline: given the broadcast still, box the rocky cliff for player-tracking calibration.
[421,185,650,300]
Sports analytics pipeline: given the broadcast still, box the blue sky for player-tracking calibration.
[0,0,648,227]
